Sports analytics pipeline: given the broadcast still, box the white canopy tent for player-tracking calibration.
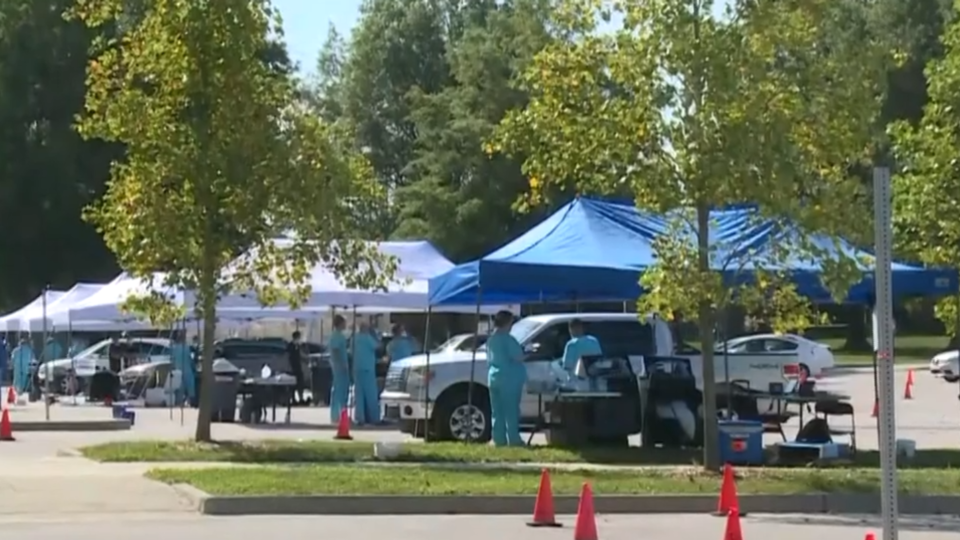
[0,290,66,332]
[50,273,177,330]
[216,240,515,314]
[20,283,105,332]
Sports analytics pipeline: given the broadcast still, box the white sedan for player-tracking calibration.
[719,333,835,379]
[929,350,959,382]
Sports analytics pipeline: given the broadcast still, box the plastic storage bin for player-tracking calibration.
[718,419,764,465]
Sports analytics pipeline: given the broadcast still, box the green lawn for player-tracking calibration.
[81,440,960,471]
[81,439,701,465]
[820,334,948,365]
[147,464,960,496]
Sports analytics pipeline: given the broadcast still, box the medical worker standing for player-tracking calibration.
[352,322,381,425]
[486,310,526,446]
[42,336,62,363]
[386,323,414,363]
[562,318,603,373]
[170,334,196,404]
[0,337,7,388]
[328,315,350,423]
[12,337,34,394]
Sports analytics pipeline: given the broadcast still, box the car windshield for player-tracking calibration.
[478,318,542,350]
[71,340,110,358]
[433,335,467,352]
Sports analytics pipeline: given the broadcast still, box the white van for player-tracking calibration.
[381,313,800,442]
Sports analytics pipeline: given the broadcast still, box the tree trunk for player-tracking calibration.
[194,235,218,442]
[697,203,719,471]
[843,304,871,351]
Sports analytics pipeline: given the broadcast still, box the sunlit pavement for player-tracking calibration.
[1,514,957,539]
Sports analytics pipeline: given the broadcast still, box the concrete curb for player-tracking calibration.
[11,419,131,432]
[194,493,960,516]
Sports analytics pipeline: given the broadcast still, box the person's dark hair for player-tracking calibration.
[333,315,346,329]
[392,323,403,336]
[568,318,584,332]
[292,331,302,340]
[494,310,514,329]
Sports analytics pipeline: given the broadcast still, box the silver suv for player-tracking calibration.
[380,313,673,442]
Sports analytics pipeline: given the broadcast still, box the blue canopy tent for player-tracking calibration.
[428,198,957,306]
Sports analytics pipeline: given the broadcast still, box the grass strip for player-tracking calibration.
[81,440,960,469]
[147,464,960,496]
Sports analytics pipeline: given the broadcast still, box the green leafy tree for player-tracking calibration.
[889,0,960,343]
[72,0,394,441]
[492,0,886,468]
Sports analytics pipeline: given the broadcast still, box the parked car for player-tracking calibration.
[718,333,835,379]
[929,350,959,382]
[40,337,172,382]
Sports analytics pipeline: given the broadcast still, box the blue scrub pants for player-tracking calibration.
[488,366,526,446]
[330,369,351,423]
[352,369,380,425]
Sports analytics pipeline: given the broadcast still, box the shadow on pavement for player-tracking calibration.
[750,514,960,532]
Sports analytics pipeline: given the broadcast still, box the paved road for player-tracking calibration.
[0,514,957,539]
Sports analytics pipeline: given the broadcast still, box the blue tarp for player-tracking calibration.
[428,198,957,306]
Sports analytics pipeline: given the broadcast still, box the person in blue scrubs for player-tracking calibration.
[0,337,7,388]
[12,337,34,394]
[170,334,196,405]
[42,336,62,363]
[486,310,526,446]
[328,315,350,423]
[386,323,414,363]
[352,321,381,425]
[562,318,603,373]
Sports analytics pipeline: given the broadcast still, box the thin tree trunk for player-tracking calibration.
[697,203,719,470]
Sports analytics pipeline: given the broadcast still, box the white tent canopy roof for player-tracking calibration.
[0,290,66,332]
[21,283,105,331]
[54,272,181,326]
[218,240,514,313]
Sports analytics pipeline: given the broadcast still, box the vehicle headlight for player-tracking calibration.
[405,366,434,388]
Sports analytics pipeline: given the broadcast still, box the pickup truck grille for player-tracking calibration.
[384,368,408,392]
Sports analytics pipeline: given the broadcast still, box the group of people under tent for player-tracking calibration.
[0,334,85,395]
[485,312,602,447]
[326,319,418,426]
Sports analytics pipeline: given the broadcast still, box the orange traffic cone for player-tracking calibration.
[0,408,14,441]
[573,483,598,540]
[713,464,743,516]
[904,369,914,400]
[871,399,879,418]
[527,469,562,527]
[334,409,353,440]
[723,507,743,540]
[864,533,876,540]
[6,386,14,405]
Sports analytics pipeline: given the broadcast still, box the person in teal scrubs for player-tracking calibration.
[42,336,62,363]
[386,323,414,363]
[351,321,381,425]
[562,318,603,372]
[328,315,350,423]
[170,334,196,404]
[486,310,526,446]
[12,337,34,394]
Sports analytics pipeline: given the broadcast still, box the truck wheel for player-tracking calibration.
[433,386,491,443]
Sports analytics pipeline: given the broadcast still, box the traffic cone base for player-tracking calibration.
[527,469,562,528]
[573,483,598,540]
[724,508,743,540]
[334,409,353,440]
[0,409,14,441]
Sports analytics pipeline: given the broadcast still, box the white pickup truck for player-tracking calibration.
[381,312,801,442]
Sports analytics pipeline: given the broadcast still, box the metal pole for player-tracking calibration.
[872,166,898,540]
[42,287,50,421]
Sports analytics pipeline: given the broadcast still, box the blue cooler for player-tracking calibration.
[718,420,764,465]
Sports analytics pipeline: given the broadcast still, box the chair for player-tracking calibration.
[815,400,856,453]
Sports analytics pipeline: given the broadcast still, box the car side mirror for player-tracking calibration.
[523,343,540,355]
